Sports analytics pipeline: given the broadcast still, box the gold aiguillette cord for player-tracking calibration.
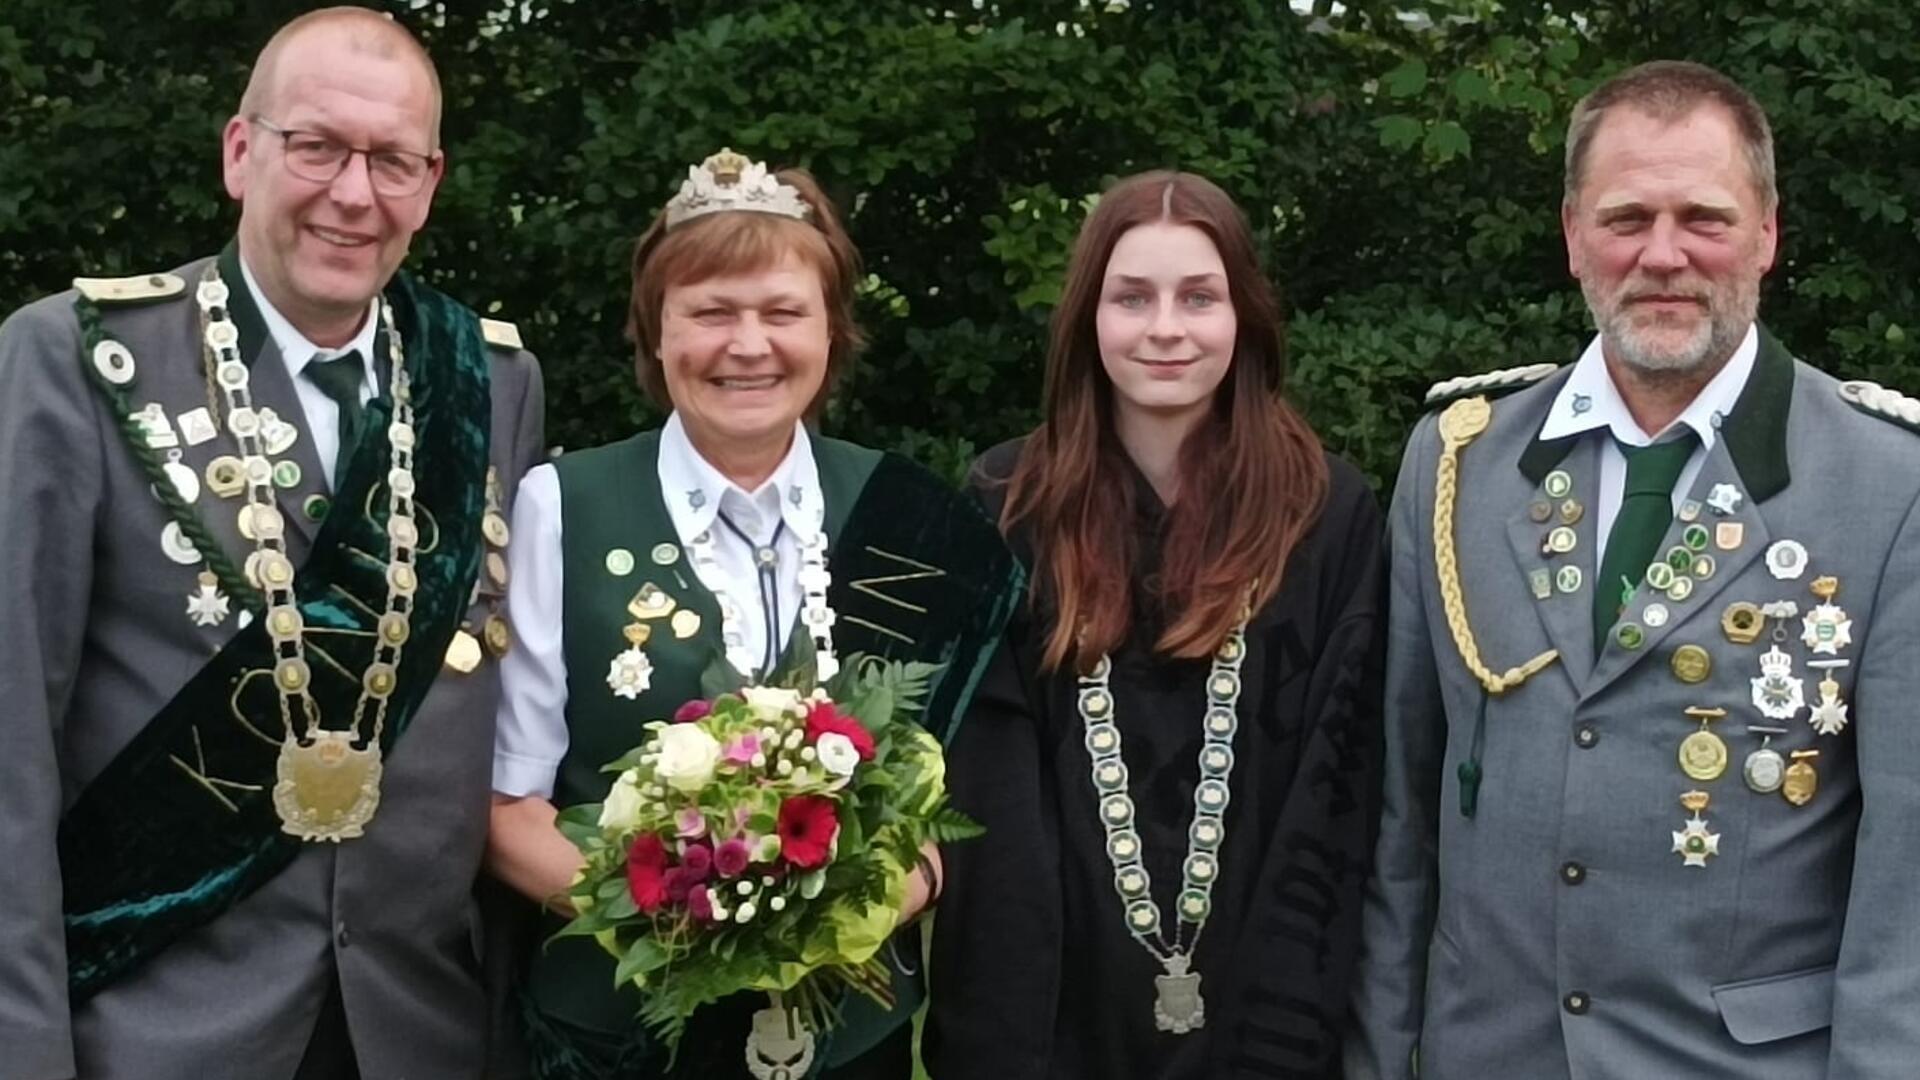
[1432,397,1558,816]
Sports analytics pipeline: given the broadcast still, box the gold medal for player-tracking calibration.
[671,608,702,639]
[1783,749,1820,807]
[1721,601,1764,645]
[1678,706,1729,782]
[484,613,512,657]
[628,582,676,620]
[486,551,510,588]
[206,455,247,499]
[622,621,652,647]
[482,511,511,548]
[272,732,384,842]
[444,629,482,673]
[1670,644,1712,684]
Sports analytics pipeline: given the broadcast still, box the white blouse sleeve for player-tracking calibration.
[491,463,569,798]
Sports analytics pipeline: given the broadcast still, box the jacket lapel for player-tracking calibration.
[217,245,338,555]
[1584,329,1797,699]
[1506,434,1602,687]
[1585,440,1773,696]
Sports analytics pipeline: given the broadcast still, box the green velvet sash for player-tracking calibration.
[57,271,493,1002]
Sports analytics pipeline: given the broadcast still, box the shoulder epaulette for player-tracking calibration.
[1838,380,1920,434]
[480,317,523,351]
[1424,362,1560,410]
[72,273,186,306]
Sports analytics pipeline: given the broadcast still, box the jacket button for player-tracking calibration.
[1564,991,1590,1015]
[335,921,351,948]
[1561,862,1586,885]
[1575,726,1599,748]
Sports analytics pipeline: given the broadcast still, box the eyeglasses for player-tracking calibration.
[249,115,439,197]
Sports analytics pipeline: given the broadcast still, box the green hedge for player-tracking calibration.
[4,0,1914,488]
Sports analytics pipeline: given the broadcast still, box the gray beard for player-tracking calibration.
[1585,283,1757,382]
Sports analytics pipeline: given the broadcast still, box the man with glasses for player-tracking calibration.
[0,8,543,1079]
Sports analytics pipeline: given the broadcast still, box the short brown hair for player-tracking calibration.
[1564,60,1775,211]
[239,7,442,147]
[626,168,865,413]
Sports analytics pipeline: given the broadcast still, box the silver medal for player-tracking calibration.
[160,460,201,504]
[160,521,201,564]
[1154,954,1206,1034]
[178,406,219,446]
[1743,726,1788,793]
[1750,645,1805,721]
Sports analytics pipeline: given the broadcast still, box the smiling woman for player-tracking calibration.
[927,172,1387,1079]
[482,150,1022,1080]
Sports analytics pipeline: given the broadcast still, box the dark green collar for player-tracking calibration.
[216,242,271,369]
[1517,326,1795,502]
[217,240,392,378]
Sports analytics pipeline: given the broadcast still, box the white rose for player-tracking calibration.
[742,685,804,720]
[815,732,860,778]
[597,769,645,830]
[653,725,722,793]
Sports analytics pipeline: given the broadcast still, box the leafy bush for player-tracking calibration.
[3,0,1913,490]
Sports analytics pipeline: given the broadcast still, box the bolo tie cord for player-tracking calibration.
[717,513,786,679]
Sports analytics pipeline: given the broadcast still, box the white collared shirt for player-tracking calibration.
[1539,323,1759,568]
[238,257,381,491]
[492,416,824,798]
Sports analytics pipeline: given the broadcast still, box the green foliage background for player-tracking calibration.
[3,0,1915,489]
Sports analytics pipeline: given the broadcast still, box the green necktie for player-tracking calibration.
[305,349,366,487]
[1594,432,1698,648]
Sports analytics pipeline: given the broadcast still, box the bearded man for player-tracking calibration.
[1345,60,1920,1079]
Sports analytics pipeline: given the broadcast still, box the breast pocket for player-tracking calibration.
[1711,964,1835,1045]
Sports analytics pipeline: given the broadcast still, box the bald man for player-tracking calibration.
[0,8,543,1079]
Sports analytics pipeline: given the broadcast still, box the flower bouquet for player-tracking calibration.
[553,654,980,1073]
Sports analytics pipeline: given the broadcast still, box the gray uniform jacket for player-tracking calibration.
[0,253,545,1080]
[1346,332,1920,1080]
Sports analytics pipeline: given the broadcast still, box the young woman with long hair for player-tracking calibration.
[926,171,1385,1079]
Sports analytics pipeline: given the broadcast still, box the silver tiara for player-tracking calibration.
[664,148,811,229]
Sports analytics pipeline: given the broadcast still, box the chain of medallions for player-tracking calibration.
[1079,607,1248,962]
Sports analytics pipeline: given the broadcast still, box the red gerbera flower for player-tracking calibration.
[805,701,875,761]
[776,796,840,869]
[626,834,670,913]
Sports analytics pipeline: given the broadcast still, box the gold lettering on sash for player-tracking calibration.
[845,545,947,645]
[168,726,263,813]
[228,670,290,745]
[849,546,943,614]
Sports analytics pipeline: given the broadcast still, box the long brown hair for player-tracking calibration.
[1002,171,1329,673]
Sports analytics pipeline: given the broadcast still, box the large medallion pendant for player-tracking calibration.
[744,1003,816,1080]
[1154,955,1206,1034]
[272,731,383,842]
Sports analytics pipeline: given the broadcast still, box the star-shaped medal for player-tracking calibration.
[186,579,230,627]
[606,645,653,700]
[1801,602,1852,655]
[1671,815,1720,867]
[1750,646,1805,721]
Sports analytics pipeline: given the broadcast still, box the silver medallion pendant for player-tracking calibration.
[1154,954,1206,1035]
[1745,746,1785,793]
[744,1004,816,1080]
